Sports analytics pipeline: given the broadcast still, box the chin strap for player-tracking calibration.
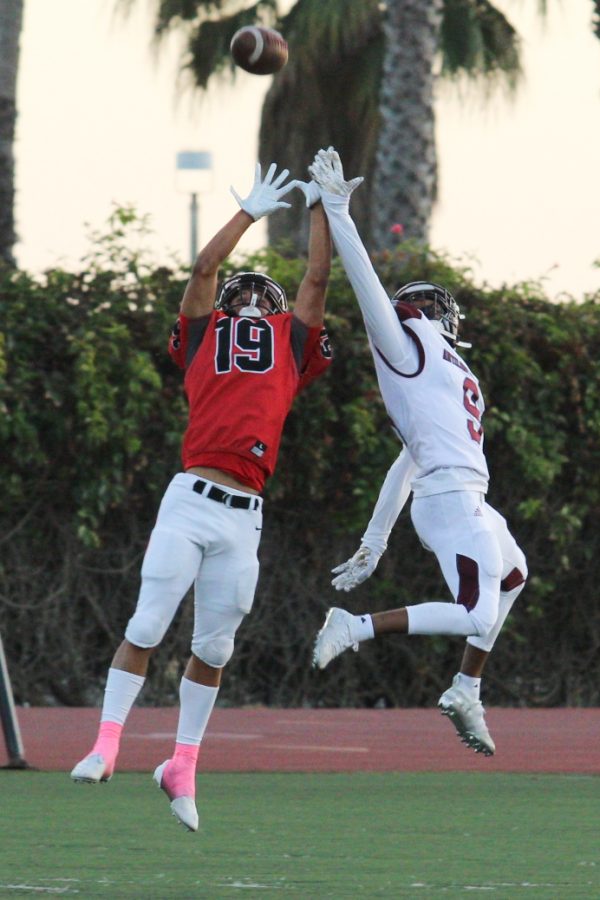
[432,319,472,350]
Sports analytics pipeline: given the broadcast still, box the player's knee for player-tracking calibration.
[125,610,169,648]
[192,634,235,668]
[467,608,496,640]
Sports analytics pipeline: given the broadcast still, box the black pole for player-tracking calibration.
[0,632,29,769]
[190,192,198,267]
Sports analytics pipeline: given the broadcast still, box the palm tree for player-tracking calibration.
[0,0,24,266]
[123,1,525,249]
[371,0,522,249]
[261,0,522,250]
[258,0,384,250]
[371,0,443,249]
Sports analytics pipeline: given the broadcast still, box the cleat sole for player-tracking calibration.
[439,704,494,757]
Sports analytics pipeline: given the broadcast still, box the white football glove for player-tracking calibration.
[331,545,381,592]
[291,179,321,208]
[231,162,294,221]
[308,146,364,198]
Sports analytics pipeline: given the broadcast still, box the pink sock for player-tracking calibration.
[161,743,199,799]
[90,721,123,774]
[173,742,200,766]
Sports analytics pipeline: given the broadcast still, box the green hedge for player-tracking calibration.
[1,214,599,708]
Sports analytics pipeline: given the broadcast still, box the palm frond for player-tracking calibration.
[280,0,380,67]
[122,0,278,39]
[441,0,522,90]
[115,0,226,30]
[593,0,600,40]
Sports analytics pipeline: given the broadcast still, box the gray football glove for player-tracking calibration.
[231,162,294,221]
[308,146,364,198]
[331,545,381,592]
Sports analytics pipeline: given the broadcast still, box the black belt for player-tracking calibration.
[193,478,260,510]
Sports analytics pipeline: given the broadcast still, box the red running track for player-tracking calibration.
[2,707,599,774]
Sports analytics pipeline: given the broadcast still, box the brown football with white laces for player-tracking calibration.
[230,26,288,75]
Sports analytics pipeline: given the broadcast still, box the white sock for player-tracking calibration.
[456,672,481,700]
[353,613,375,642]
[176,677,219,746]
[100,667,145,726]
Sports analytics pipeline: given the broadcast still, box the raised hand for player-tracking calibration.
[309,147,364,198]
[231,162,294,221]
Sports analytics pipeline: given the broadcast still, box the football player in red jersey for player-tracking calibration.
[71,162,333,832]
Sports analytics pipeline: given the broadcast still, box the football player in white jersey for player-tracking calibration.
[299,148,527,756]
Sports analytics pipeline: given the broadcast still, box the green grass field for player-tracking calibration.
[1,772,598,897]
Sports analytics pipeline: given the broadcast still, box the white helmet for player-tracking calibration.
[392,281,470,348]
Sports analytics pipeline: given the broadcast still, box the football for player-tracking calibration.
[230,26,288,76]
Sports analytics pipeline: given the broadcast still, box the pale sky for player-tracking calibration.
[14,0,600,299]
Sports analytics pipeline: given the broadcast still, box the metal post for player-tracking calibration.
[190,192,198,266]
[176,151,212,267]
[0,632,29,768]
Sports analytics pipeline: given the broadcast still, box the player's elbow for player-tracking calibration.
[192,247,220,280]
[306,263,330,293]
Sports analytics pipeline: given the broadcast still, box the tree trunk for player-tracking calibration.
[0,0,24,267]
[370,0,443,250]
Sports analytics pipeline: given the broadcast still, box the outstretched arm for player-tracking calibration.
[361,446,418,555]
[180,210,254,318]
[293,202,332,327]
[309,149,416,370]
[180,163,294,318]
[332,447,417,592]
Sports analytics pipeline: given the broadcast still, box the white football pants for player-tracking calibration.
[407,491,527,644]
[125,473,262,667]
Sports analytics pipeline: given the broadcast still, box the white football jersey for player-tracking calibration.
[370,306,488,493]
[322,191,489,497]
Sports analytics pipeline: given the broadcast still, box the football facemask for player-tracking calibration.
[392,281,470,348]
[215,272,288,318]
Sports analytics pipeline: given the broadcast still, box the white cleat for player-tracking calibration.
[153,760,199,833]
[312,607,359,670]
[438,676,496,756]
[70,753,112,783]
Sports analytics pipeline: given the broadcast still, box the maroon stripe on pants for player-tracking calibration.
[500,567,525,592]
[456,554,480,611]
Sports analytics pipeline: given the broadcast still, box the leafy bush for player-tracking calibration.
[1,217,599,707]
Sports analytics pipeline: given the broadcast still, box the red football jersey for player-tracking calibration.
[169,310,332,491]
